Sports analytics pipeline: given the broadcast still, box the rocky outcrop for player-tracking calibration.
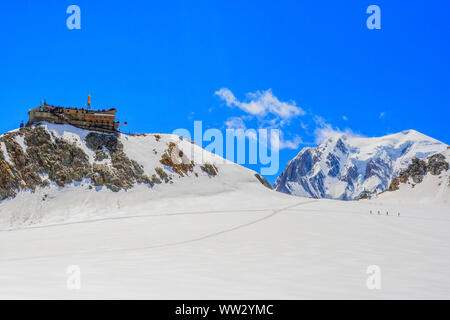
[155,167,170,183]
[428,153,449,175]
[85,132,153,190]
[159,142,194,177]
[0,126,152,200]
[254,173,272,190]
[388,153,449,191]
[200,163,218,176]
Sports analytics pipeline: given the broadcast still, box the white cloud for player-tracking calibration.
[217,88,311,150]
[215,88,305,120]
[279,135,303,149]
[215,88,238,107]
[313,116,362,144]
[224,116,259,142]
[225,116,247,130]
[265,130,303,150]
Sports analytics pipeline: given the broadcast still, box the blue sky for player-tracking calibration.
[1,0,449,183]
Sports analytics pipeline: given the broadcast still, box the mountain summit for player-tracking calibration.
[274,130,448,200]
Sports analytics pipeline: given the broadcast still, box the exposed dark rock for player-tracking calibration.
[357,191,370,200]
[326,153,340,177]
[254,173,272,190]
[274,148,315,196]
[388,154,449,191]
[155,167,170,183]
[365,159,380,179]
[388,178,400,192]
[309,171,327,198]
[200,162,218,176]
[85,132,152,190]
[428,153,449,175]
[344,165,358,183]
[0,126,152,200]
[160,142,194,177]
[151,174,162,184]
[85,132,120,153]
[94,149,109,161]
[335,138,347,154]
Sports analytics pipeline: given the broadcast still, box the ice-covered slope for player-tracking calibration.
[274,130,447,200]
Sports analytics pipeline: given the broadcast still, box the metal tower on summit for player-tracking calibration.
[86,94,92,110]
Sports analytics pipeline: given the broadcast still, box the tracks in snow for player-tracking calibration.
[0,200,316,262]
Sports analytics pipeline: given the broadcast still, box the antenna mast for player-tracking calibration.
[86,94,91,110]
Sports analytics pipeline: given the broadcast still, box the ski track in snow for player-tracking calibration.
[0,200,316,262]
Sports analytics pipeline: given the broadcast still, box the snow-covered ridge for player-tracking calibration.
[274,129,448,200]
[0,123,272,228]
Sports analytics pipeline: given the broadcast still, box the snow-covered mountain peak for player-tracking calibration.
[274,130,447,200]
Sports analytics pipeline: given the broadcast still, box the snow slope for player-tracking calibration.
[0,123,268,228]
[0,125,450,299]
[274,130,447,200]
[1,186,449,299]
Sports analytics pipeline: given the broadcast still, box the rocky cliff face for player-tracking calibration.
[274,130,447,200]
[0,126,153,200]
[388,151,449,191]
